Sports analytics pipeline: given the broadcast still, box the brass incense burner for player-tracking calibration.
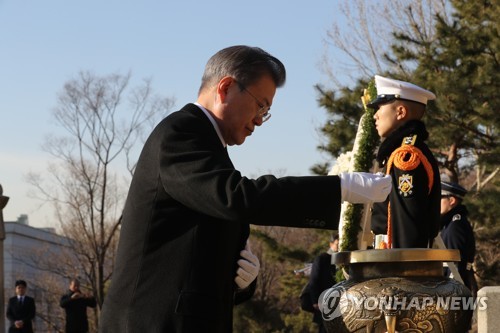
[320,249,472,333]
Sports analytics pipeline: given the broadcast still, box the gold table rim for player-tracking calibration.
[331,248,460,265]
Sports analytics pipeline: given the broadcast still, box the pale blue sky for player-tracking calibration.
[0,0,349,227]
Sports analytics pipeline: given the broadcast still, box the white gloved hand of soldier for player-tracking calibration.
[339,172,392,203]
[235,243,260,289]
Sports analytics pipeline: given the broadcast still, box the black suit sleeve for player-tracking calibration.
[85,296,97,308]
[158,110,341,230]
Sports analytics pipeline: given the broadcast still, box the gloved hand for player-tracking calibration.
[234,243,260,289]
[339,172,392,203]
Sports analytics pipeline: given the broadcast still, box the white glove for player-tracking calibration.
[234,243,260,289]
[339,172,392,203]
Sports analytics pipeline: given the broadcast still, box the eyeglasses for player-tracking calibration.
[236,81,271,123]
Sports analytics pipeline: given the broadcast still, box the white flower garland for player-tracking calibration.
[327,85,379,252]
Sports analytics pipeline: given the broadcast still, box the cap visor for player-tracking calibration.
[367,95,399,109]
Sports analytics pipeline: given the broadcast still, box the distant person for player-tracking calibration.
[369,75,441,248]
[99,45,391,333]
[309,234,339,333]
[440,181,477,295]
[60,278,96,333]
[6,280,36,333]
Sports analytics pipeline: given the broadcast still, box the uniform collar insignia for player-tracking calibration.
[402,135,417,146]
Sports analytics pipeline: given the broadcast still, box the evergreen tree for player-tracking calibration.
[391,0,499,184]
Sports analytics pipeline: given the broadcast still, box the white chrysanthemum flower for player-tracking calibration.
[328,151,353,175]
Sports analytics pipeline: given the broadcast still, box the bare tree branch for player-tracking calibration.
[26,71,175,327]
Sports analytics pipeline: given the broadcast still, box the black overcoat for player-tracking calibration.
[308,252,336,326]
[99,104,342,333]
[60,291,97,333]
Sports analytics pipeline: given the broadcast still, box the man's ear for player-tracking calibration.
[217,76,235,103]
[449,196,459,207]
[396,104,408,120]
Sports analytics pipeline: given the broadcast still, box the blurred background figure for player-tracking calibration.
[6,279,36,333]
[308,234,339,333]
[60,278,96,333]
[440,181,478,296]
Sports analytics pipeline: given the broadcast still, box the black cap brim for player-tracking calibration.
[367,95,398,109]
[441,182,467,198]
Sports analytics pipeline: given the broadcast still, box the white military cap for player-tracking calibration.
[367,75,436,108]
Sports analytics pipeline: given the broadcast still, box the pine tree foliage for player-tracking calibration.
[392,0,499,184]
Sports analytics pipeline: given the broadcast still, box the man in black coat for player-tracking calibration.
[99,45,392,333]
[440,181,477,295]
[60,279,96,333]
[6,280,36,333]
[369,75,441,248]
[309,234,339,333]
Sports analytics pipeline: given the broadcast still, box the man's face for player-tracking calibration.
[373,102,400,138]
[330,239,339,252]
[69,281,80,292]
[15,285,26,296]
[219,75,276,146]
[440,196,454,215]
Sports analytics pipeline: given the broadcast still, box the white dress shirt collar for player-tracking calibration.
[194,102,226,148]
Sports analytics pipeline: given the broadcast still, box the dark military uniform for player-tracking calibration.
[441,204,477,294]
[371,120,441,248]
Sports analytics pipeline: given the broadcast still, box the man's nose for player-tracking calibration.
[253,116,264,126]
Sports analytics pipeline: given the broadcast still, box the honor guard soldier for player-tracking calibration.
[368,75,441,249]
[440,181,477,295]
